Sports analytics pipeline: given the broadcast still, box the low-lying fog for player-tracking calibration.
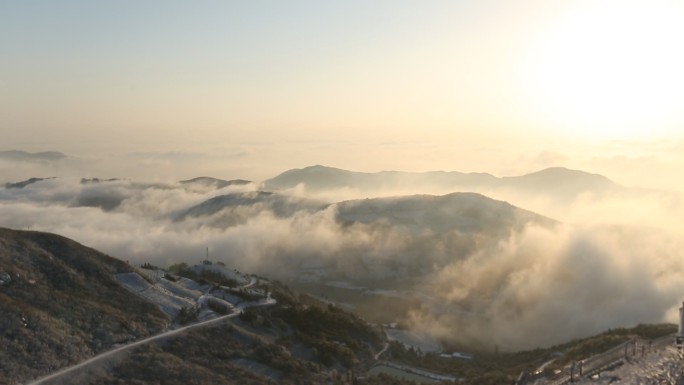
[1,158,683,351]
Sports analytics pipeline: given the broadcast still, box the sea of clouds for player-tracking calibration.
[1,153,683,351]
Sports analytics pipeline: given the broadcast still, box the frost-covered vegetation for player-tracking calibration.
[0,228,167,385]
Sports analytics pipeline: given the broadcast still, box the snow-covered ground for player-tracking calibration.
[114,272,196,318]
[571,346,683,385]
[157,277,203,301]
[116,265,267,322]
[528,342,684,385]
[174,276,206,292]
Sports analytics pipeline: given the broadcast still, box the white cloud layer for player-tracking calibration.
[1,158,684,351]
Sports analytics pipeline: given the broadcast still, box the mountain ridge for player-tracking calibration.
[0,150,67,162]
[263,165,620,199]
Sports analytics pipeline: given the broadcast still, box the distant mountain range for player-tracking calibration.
[263,165,620,200]
[0,150,67,162]
[4,164,620,203]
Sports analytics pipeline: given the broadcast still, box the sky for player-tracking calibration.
[2,0,684,188]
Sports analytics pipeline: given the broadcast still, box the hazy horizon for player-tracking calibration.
[3,1,684,191]
[2,139,684,194]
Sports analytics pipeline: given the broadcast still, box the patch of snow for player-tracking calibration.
[115,272,195,318]
[569,346,683,385]
[174,276,207,292]
[136,268,164,282]
[156,278,202,301]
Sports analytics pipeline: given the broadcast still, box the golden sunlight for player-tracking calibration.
[523,1,684,139]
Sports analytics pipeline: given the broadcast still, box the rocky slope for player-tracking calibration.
[0,228,168,384]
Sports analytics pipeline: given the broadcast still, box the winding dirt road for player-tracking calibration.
[26,297,275,385]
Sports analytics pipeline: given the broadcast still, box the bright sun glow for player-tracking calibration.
[524,1,684,139]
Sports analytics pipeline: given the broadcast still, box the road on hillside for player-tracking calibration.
[26,296,276,385]
[374,342,389,360]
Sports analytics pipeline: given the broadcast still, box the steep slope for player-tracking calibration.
[0,228,168,384]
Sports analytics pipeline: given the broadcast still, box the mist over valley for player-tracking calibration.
[2,163,683,353]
